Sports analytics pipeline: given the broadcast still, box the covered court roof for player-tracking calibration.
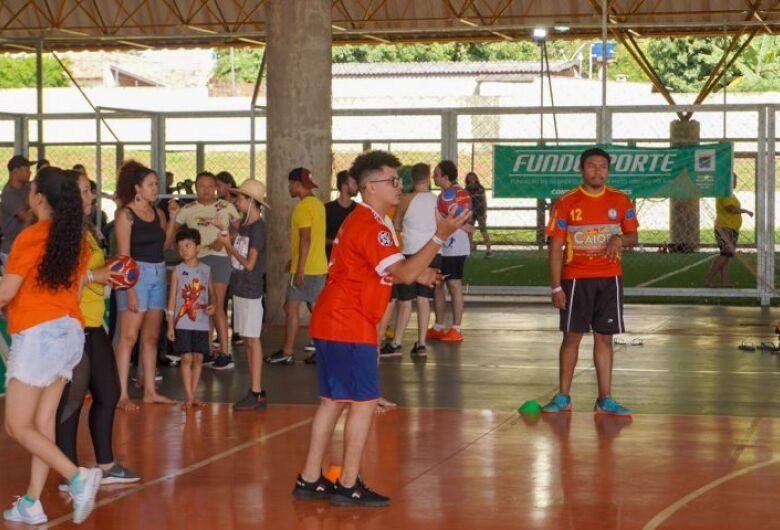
[1,0,779,52]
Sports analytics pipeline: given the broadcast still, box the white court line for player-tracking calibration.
[490,264,525,274]
[642,456,780,530]
[43,416,313,528]
[636,254,715,288]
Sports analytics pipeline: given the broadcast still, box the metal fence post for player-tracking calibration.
[13,116,28,156]
[196,143,205,174]
[441,110,458,162]
[116,143,125,175]
[761,107,777,306]
[95,113,103,232]
[249,109,256,180]
[151,114,167,191]
[757,108,769,305]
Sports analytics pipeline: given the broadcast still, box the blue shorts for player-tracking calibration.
[314,339,380,402]
[116,261,167,312]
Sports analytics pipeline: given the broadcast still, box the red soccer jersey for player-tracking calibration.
[309,203,404,345]
[545,186,639,279]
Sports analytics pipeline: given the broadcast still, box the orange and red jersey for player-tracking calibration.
[545,186,638,279]
[309,203,404,345]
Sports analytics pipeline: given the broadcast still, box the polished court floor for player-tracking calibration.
[2,302,780,529]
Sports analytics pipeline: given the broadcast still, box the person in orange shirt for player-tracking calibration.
[543,148,639,416]
[293,150,469,507]
[0,167,103,525]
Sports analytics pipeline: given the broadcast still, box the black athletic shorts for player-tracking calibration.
[559,277,624,335]
[173,329,209,356]
[715,228,739,258]
[441,255,467,281]
[397,254,443,301]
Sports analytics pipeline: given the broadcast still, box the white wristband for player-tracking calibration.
[431,235,445,246]
[86,270,94,284]
[551,286,563,294]
[166,309,174,316]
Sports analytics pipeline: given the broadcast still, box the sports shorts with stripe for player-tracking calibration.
[559,276,624,335]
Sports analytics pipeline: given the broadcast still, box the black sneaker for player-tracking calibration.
[264,350,294,365]
[231,334,243,345]
[202,351,216,366]
[234,390,268,411]
[379,342,402,358]
[210,354,235,370]
[293,474,336,500]
[330,477,390,507]
[303,352,317,364]
[410,342,428,358]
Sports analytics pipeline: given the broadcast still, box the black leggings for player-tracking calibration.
[56,327,121,466]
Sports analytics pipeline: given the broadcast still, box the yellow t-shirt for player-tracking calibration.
[291,195,328,275]
[176,199,240,258]
[81,232,106,328]
[716,195,742,231]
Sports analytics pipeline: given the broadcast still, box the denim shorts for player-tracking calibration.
[116,261,167,312]
[6,316,85,387]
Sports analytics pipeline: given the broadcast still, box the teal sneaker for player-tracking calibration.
[594,396,631,416]
[70,467,102,524]
[542,393,572,413]
[3,497,47,525]
[101,463,141,485]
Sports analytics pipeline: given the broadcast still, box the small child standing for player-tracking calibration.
[167,228,214,409]
[218,179,269,410]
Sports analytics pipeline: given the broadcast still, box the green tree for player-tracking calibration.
[0,55,69,88]
[646,37,739,92]
[213,48,262,83]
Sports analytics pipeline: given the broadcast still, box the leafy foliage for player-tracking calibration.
[0,55,69,88]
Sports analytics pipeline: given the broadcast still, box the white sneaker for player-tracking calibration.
[70,467,102,524]
[3,497,48,524]
[304,343,316,352]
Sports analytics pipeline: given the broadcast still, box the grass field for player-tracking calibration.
[464,249,760,289]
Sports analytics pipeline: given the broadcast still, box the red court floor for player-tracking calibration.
[2,303,780,529]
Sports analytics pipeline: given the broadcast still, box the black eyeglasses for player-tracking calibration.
[368,176,401,188]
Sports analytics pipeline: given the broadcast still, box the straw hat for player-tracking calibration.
[231,179,271,209]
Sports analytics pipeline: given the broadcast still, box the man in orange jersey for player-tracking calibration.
[292,151,469,507]
[543,147,638,416]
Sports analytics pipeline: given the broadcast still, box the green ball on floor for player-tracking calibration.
[518,400,542,414]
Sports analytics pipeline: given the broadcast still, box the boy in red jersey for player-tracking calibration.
[543,147,639,416]
[293,151,470,507]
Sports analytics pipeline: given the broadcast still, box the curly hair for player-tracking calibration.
[35,167,85,291]
[115,160,152,207]
[348,150,401,187]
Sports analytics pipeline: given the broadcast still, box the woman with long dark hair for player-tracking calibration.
[114,161,179,410]
[55,170,141,492]
[1,167,102,525]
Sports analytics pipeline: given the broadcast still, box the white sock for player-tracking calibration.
[452,325,462,332]
[433,324,445,331]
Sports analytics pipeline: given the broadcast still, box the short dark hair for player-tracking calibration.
[579,147,611,169]
[411,163,430,183]
[72,163,86,173]
[335,170,350,190]
[436,160,458,183]
[196,171,217,184]
[176,227,201,246]
[349,150,401,187]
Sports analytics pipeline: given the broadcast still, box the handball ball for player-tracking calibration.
[108,255,140,290]
[437,186,472,217]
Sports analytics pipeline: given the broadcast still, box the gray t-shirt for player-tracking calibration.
[173,262,211,331]
[1,183,30,254]
[229,219,266,299]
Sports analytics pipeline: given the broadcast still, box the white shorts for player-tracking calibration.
[232,296,263,338]
[6,316,85,387]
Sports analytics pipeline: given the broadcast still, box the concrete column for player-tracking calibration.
[669,119,700,249]
[265,0,332,324]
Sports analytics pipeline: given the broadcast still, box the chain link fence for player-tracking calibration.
[3,104,775,302]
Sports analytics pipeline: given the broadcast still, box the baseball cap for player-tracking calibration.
[288,167,318,189]
[7,155,31,172]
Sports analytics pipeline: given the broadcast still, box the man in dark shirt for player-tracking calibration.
[1,155,34,265]
[324,170,358,259]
